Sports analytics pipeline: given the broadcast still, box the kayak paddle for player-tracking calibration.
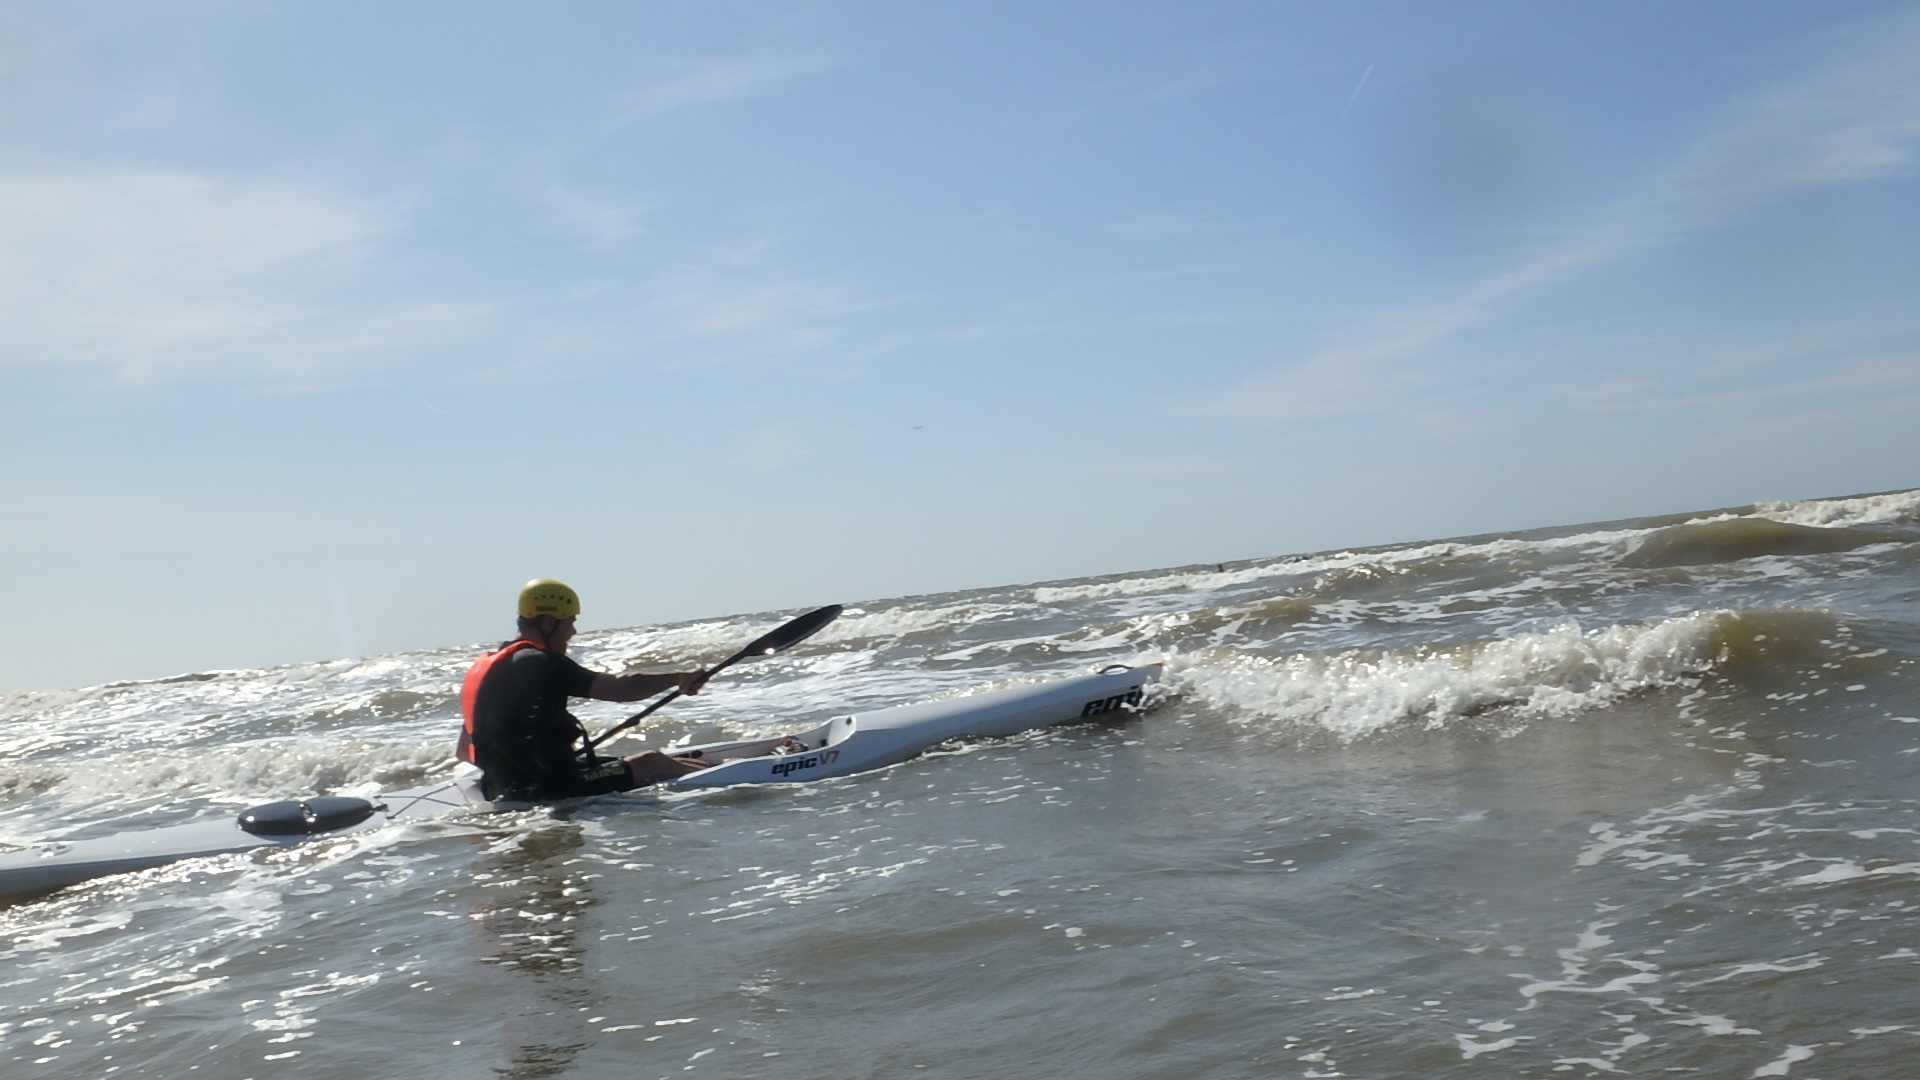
[585,603,842,751]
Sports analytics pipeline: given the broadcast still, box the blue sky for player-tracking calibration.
[3,1,1918,692]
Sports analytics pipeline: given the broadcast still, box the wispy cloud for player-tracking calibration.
[634,253,880,363]
[534,185,670,248]
[601,51,842,130]
[0,165,878,383]
[1206,5,1920,420]
[0,169,397,376]
[1548,315,1920,417]
[1103,209,1256,239]
[0,169,543,384]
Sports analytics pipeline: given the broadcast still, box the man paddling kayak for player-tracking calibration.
[458,579,714,800]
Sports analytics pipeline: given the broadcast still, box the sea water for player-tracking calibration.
[3,489,1918,1079]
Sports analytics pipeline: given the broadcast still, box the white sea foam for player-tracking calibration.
[584,618,756,665]
[1171,611,1728,739]
[1752,1045,1815,1077]
[46,739,454,810]
[583,601,1017,669]
[1790,860,1920,885]
[1755,488,1920,528]
[1033,526,1652,604]
[812,603,1017,645]
[1035,489,1917,609]
[1035,560,1311,603]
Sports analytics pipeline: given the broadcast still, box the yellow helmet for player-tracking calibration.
[518,578,581,620]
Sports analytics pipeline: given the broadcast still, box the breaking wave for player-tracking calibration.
[1033,527,1652,605]
[1622,518,1896,568]
[1755,488,1920,528]
[812,603,1020,646]
[1168,609,1839,740]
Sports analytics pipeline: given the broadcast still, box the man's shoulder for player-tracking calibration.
[508,646,593,684]
[506,645,557,674]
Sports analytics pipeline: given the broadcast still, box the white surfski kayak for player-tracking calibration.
[664,663,1160,788]
[0,663,1159,898]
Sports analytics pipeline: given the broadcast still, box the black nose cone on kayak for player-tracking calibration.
[237,796,379,837]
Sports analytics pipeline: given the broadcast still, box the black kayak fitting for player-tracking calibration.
[237,796,380,837]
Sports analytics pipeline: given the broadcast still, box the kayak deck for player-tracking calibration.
[667,663,1160,788]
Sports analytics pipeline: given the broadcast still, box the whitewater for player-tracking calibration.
[3,488,1918,1079]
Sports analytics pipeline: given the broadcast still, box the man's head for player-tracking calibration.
[517,578,580,650]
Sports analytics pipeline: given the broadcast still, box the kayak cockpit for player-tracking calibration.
[672,714,856,764]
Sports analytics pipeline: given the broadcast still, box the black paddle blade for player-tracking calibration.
[742,604,842,659]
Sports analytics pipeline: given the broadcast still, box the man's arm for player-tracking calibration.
[587,669,709,703]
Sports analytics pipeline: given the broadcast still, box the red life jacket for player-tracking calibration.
[457,639,544,765]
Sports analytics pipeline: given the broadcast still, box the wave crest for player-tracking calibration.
[1170,609,1829,740]
[1623,518,1895,568]
[1755,488,1920,527]
[50,740,455,810]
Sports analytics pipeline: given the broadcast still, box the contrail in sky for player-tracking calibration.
[1337,64,1374,126]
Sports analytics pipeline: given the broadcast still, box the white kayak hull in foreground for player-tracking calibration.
[0,663,1159,897]
[0,777,490,898]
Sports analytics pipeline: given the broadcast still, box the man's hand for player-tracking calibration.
[677,669,711,696]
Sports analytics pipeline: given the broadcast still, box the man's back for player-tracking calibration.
[468,644,596,798]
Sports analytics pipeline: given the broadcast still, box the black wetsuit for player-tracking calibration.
[466,645,629,800]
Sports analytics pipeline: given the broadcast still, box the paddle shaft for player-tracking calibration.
[584,604,841,752]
